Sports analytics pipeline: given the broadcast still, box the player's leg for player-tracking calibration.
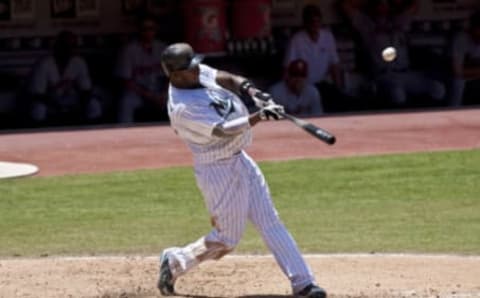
[241,153,325,297]
[158,158,250,294]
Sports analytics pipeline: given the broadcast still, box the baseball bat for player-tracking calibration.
[277,111,336,145]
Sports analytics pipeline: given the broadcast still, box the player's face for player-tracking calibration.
[170,67,201,89]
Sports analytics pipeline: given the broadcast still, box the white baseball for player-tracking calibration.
[382,47,397,62]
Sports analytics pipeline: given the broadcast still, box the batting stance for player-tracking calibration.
[157,43,327,298]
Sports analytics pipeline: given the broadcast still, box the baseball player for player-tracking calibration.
[157,43,327,298]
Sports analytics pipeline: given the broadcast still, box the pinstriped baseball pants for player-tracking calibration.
[165,151,315,293]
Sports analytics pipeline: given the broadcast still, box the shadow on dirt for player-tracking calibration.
[180,295,291,298]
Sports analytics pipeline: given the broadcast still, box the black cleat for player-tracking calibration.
[157,252,175,296]
[296,284,327,298]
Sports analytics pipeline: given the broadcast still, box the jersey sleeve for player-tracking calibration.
[198,64,221,89]
[174,102,224,138]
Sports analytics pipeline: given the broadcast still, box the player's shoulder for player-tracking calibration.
[170,86,207,108]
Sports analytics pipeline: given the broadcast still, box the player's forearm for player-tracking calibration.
[212,113,262,138]
[216,71,266,100]
[212,116,250,137]
[249,112,262,127]
[215,71,251,97]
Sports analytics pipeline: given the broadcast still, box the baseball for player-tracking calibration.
[382,47,397,62]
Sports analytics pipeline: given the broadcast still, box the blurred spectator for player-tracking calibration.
[342,0,445,105]
[269,59,323,117]
[284,4,346,109]
[449,11,480,107]
[29,30,102,124]
[115,14,167,123]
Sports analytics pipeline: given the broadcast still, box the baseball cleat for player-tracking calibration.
[157,251,175,296]
[296,284,327,298]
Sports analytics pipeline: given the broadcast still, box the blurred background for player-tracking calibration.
[0,0,479,130]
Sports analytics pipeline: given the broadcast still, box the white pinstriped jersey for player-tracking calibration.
[164,64,316,294]
[167,64,252,164]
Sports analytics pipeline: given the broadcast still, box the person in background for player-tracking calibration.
[115,14,167,123]
[269,59,323,117]
[29,30,101,124]
[449,10,480,107]
[341,0,445,106]
[284,5,344,92]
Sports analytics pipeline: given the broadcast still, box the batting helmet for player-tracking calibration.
[161,43,204,77]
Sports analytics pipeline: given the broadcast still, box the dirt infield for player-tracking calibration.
[1,255,480,298]
[1,109,480,298]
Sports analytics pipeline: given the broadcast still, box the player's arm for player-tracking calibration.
[211,113,260,137]
[212,105,284,138]
[215,70,275,108]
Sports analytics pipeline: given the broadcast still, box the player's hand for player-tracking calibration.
[259,103,285,121]
[252,90,275,108]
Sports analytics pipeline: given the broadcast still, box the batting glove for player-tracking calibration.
[252,91,275,108]
[259,103,285,121]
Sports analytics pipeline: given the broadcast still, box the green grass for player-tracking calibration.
[0,150,479,257]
